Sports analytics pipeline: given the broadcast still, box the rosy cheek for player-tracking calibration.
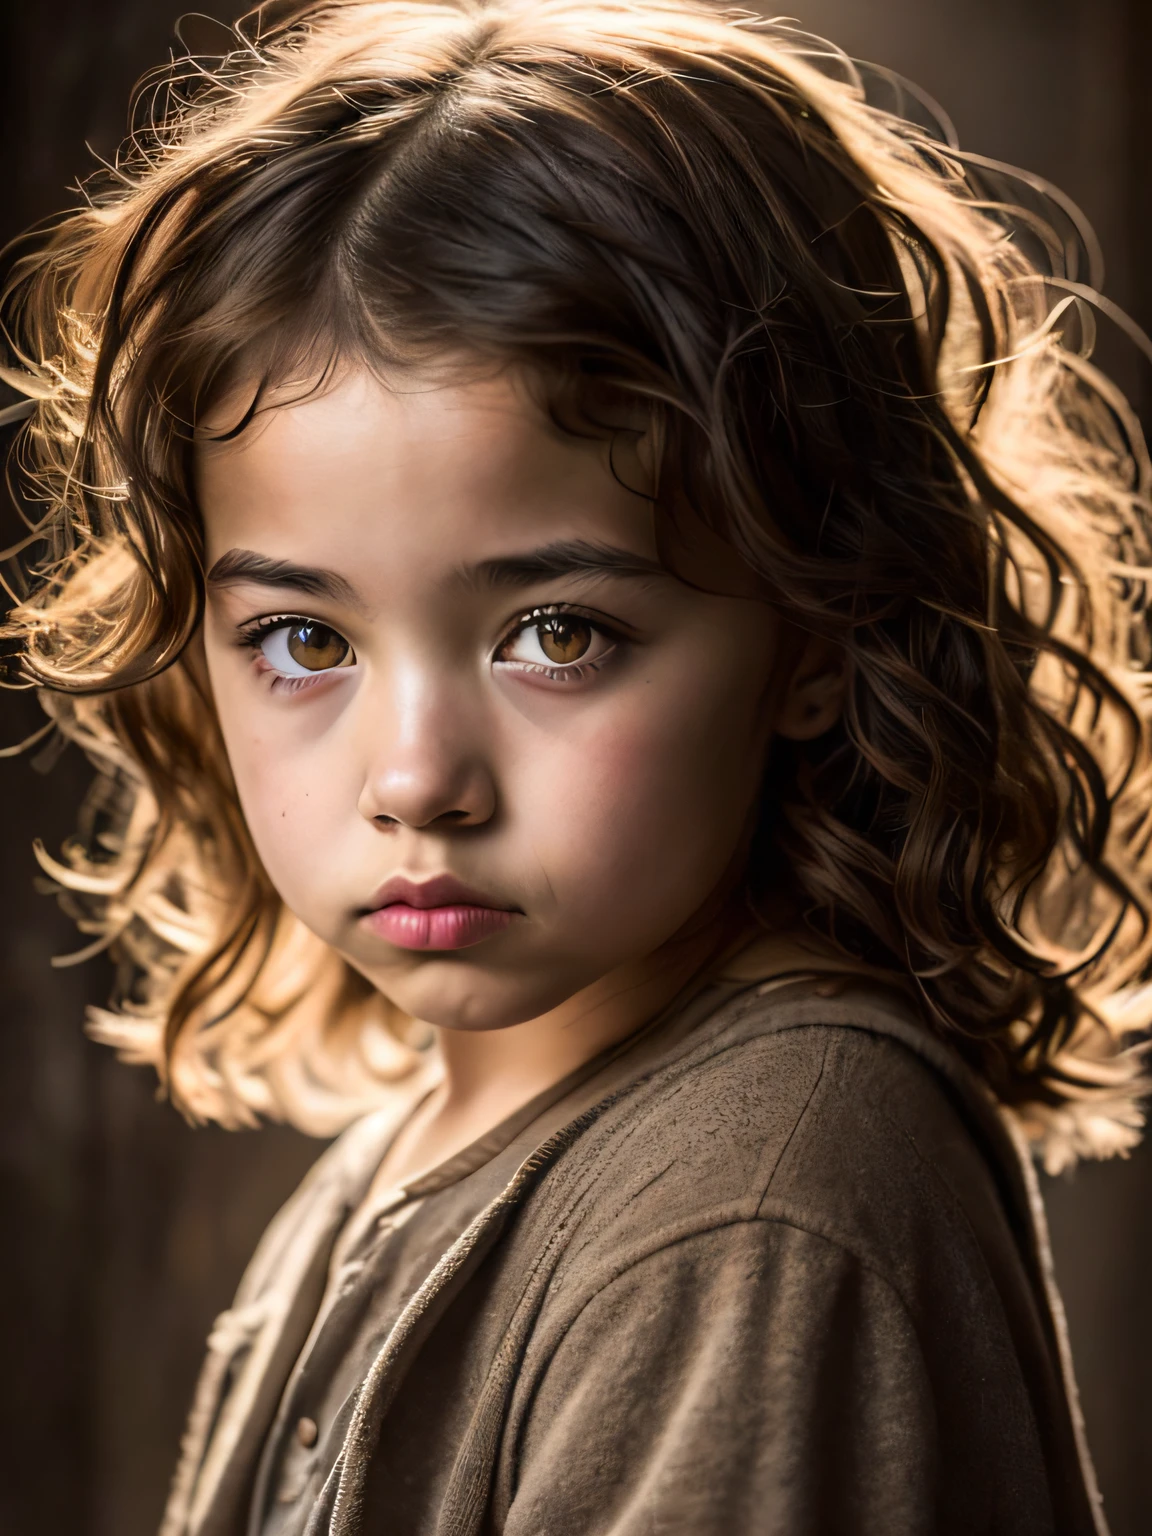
[579,682,747,801]
[520,711,721,868]
[530,665,765,890]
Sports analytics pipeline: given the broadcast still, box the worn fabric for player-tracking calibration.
[161,972,1108,1536]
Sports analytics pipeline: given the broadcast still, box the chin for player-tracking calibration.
[364,956,584,1034]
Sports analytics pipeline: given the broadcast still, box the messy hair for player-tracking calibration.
[3,0,1151,1168]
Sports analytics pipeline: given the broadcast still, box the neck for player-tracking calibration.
[370,903,751,1192]
[435,921,727,1110]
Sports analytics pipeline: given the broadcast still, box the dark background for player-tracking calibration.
[1,2,1150,1532]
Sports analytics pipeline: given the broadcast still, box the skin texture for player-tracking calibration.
[197,364,842,1180]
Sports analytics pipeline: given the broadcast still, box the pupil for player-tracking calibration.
[539,617,591,665]
[286,622,347,671]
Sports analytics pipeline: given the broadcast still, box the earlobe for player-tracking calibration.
[774,637,847,741]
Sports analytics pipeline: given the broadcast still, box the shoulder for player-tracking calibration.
[489,990,1080,1536]
[500,1015,1067,1536]
[540,986,1015,1315]
[755,1024,1014,1303]
[577,985,981,1212]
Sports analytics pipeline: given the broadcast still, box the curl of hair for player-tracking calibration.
[3,0,1151,1167]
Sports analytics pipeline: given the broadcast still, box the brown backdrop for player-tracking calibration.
[1,4,1149,1533]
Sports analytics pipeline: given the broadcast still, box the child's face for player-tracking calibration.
[197,365,790,1031]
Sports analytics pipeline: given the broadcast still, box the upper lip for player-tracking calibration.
[363,874,515,912]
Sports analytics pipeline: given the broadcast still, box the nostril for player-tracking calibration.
[371,807,477,829]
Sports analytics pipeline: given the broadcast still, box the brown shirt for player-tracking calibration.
[162,971,1109,1536]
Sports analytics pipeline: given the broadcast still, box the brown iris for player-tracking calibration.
[537,615,592,664]
[286,621,351,671]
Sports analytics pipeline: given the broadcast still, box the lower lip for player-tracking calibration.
[362,904,515,951]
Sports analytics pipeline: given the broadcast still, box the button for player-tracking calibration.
[296,1416,318,1449]
[813,979,843,998]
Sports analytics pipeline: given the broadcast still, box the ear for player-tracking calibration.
[774,634,847,741]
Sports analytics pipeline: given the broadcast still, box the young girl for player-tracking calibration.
[4,2,1150,1531]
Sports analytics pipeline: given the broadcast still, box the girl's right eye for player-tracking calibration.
[249,618,356,677]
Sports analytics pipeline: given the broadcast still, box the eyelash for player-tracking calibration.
[238,613,306,645]
[236,604,624,690]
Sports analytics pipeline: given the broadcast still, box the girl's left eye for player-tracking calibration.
[496,611,616,677]
[255,619,356,677]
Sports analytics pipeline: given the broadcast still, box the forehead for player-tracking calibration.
[195,365,658,576]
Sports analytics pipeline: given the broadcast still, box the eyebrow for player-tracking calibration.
[462,539,670,591]
[205,549,360,606]
[207,538,670,606]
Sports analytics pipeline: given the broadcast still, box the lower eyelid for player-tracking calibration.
[251,654,351,689]
[497,648,614,683]
[270,673,328,694]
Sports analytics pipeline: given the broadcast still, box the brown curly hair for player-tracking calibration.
[3,0,1151,1167]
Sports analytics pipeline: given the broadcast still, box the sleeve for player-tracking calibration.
[501,1219,937,1536]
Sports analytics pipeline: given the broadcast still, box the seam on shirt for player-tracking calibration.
[506,1213,929,1505]
[538,1024,835,1275]
[750,1030,987,1301]
[754,1029,830,1212]
[753,1033,1033,1361]
[541,1212,922,1342]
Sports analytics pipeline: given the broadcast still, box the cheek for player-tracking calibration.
[232,743,322,860]
[515,659,771,924]
[207,666,353,898]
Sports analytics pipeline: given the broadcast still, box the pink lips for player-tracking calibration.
[361,874,517,952]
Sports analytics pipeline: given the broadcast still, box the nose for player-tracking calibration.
[355,660,497,831]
